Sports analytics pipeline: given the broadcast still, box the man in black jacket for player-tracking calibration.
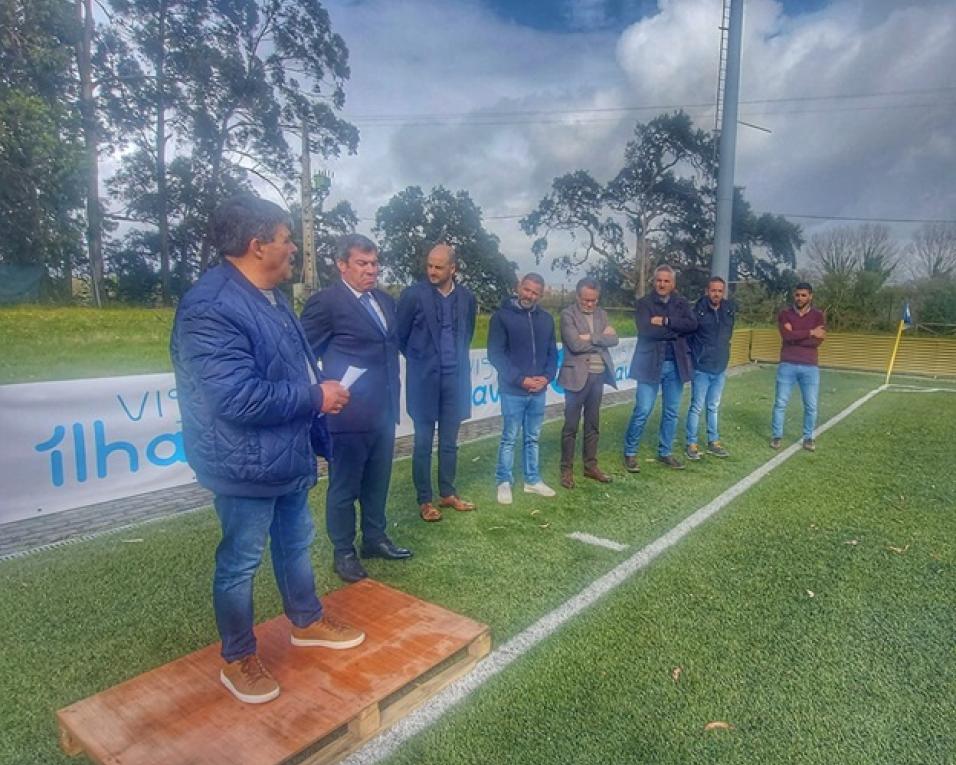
[487,273,558,504]
[623,264,698,471]
[396,244,478,522]
[684,276,735,460]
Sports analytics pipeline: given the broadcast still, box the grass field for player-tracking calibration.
[0,305,638,384]
[1,368,953,765]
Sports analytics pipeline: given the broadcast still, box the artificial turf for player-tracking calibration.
[0,369,952,764]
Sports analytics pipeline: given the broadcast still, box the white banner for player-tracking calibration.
[0,339,636,525]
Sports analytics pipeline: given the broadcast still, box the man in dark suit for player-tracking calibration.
[300,234,412,583]
[558,277,618,489]
[396,244,478,522]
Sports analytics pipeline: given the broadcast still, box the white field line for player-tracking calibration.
[884,385,956,394]
[566,532,628,551]
[341,384,888,765]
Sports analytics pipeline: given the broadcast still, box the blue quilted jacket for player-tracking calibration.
[170,262,331,497]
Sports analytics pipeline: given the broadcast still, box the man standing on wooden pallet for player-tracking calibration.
[171,194,365,706]
[557,277,618,489]
[684,276,735,461]
[396,244,478,523]
[770,281,826,451]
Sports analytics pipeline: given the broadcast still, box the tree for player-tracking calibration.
[805,224,898,330]
[906,222,956,280]
[522,111,801,298]
[99,0,209,304]
[0,0,86,297]
[185,0,359,272]
[289,193,358,287]
[374,186,517,310]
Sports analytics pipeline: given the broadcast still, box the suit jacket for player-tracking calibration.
[396,280,477,423]
[300,280,400,433]
[558,303,619,392]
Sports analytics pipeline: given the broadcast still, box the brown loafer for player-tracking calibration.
[583,467,612,483]
[560,470,575,490]
[439,496,476,512]
[419,503,442,522]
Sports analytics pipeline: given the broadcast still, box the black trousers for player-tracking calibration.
[326,423,395,555]
[412,372,461,504]
[561,372,605,471]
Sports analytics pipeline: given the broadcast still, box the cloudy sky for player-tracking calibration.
[317,0,956,280]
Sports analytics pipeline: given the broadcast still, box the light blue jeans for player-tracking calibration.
[685,369,727,446]
[771,362,820,441]
[496,391,546,485]
[624,360,684,458]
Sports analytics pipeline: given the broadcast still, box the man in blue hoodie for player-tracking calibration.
[684,276,735,460]
[488,273,558,504]
[171,194,363,705]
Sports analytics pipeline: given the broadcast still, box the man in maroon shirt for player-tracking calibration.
[770,282,826,451]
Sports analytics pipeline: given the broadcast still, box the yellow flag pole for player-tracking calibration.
[884,319,905,385]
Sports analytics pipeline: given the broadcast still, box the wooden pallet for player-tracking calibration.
[57,579,491,765]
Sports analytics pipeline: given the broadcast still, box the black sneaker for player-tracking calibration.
[657,455,685,470]
[802,439,816,452]
[769,438,782,450]
[623,455,641,473]
[706,441,730,458]
[685,444,702,461]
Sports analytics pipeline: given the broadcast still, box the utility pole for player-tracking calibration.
[711,0,744,283]
[299,119,316,292]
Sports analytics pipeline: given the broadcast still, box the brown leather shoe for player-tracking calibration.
[560,469,575,489]
[419,503,442,522]
[583,467,612,483]
[439,496,476,512]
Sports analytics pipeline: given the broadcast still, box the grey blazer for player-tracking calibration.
[558,303,619,393]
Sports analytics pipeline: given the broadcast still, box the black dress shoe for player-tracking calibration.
[333,552,368,583]
[360,538,413,560]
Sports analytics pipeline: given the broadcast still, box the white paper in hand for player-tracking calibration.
[339,366,366,390]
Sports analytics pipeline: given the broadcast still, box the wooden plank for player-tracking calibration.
[57,580,488,765]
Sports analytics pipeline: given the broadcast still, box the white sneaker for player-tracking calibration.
[523,481,556,498]
[497,482,513,505]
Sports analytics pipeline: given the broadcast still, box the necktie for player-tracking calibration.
[359,292,386,334]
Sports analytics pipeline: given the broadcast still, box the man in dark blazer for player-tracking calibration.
[300,234,412,583]
[623,264,698,472]
[558,277,618,489]
[396,244,478,522]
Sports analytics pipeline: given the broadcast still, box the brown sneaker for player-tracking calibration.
[623,455,640,473]
[560,469,575,489]
[657,455,685,470]
[769,437,782,450]
[583,467,612,483]
[419,502,442,522]
[220,654,280,704]
[291,614,366,649]
[802,438,816,452]
[439,496,476,512]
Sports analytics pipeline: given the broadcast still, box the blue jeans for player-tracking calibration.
[685,369,727,445]
[213,490,323,662]
[496,391,546,485]
[771,362,820,441]
[624,359,684,457]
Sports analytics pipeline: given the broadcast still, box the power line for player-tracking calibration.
[344,85,956,123]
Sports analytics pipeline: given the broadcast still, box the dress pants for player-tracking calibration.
[561,372,605,471]
[326,423,395,555]
[412,371,462,504]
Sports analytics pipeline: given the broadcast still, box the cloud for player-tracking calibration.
[322,0,956,279]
